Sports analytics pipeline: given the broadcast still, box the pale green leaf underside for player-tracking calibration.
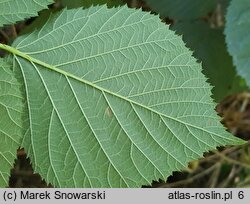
[0,59,24,187]
[225,0,250,87]
[0,0,54,27]
[9,6,243,187]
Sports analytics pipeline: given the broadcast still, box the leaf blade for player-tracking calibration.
[8,6,244,187]
[0,58,24,187]
[0,0,53,27]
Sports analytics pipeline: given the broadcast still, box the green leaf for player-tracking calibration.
[1,6,244,187]
[172,21,246,101]
[143,0,217,20]
[0,58,24,187]
[61,0,124,8]
[225,0,250,87]
[0,0,54,27]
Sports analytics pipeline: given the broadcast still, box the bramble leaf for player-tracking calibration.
[0,59,24,187]
[2,6,244,187]
[225,0,250,87]
[0,0,54,27]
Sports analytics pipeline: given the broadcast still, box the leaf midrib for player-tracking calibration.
[0,44,238,144]
[0,43,238,147]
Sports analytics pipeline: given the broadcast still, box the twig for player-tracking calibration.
[218,165,240,187]
[208,163,221,187]
[199,146,240,163]
[215,151,250,168]
[157,164,219,188]
[237,176,250,187]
